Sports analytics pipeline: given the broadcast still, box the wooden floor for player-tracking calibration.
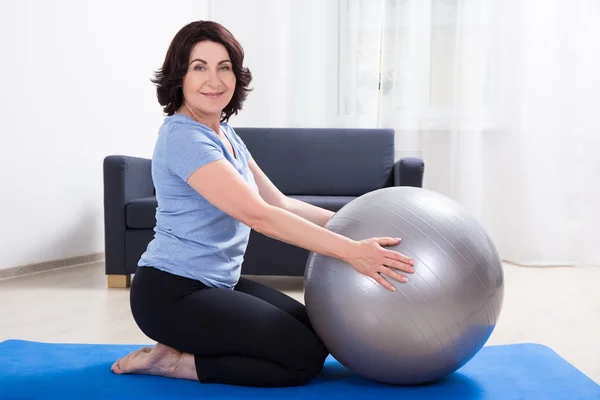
[1,261,599,384]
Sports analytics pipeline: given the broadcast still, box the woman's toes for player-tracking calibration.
[111,348,151,375]
[111,359,123,374]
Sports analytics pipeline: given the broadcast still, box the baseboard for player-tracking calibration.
[0,253,105,280]
[502,259,576,268]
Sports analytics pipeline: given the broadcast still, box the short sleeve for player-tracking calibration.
[165,127,225,182]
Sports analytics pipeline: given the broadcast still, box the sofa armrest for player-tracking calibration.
[103,155,153,275]
[394,157,425,187]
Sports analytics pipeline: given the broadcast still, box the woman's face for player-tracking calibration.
[181,40,236,118]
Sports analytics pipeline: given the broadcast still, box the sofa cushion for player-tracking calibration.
[235,128,395,196]
[289,195,356,212]
[126,196,157,229]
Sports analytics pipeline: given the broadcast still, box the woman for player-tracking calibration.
[111,20,414,387]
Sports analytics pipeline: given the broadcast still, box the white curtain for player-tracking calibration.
[212,0,600,268]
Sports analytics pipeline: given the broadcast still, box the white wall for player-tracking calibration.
[0,1,216,269]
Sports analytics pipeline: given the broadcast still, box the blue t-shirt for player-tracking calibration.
[138,114,258,289]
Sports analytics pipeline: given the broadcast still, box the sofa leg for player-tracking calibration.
[108,274,131,288]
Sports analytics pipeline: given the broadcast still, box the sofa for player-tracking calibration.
[103,127,425,288]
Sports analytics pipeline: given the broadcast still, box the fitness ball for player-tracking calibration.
[304,186,504,385]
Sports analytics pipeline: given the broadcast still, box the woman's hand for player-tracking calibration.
[344,237,414,292]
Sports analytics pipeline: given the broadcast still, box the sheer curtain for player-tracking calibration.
[211,0,600,268]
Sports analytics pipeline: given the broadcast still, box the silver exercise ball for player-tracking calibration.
[304,186,504,385]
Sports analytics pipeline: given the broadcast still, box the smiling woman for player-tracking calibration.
[111,20,414,388]
[151,20,252,130]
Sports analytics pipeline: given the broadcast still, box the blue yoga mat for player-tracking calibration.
[1,340,598,399]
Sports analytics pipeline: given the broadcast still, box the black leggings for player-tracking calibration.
[129,266,329,387]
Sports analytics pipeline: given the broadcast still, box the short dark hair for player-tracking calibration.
[152,21,252,122]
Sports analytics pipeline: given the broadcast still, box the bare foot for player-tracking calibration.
[111,343,198,380]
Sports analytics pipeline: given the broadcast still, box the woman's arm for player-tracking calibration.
[187,159,351,261]
[284,197,334,228]
[187,158,414,291]
[247,158,333,227]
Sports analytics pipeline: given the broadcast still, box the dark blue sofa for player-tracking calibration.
[103,128,425,287]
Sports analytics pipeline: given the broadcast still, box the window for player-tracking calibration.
[337,0,494,130]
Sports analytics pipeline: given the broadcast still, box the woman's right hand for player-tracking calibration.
[344,237,414,292]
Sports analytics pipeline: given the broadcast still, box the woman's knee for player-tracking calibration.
[290,341,329,385]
